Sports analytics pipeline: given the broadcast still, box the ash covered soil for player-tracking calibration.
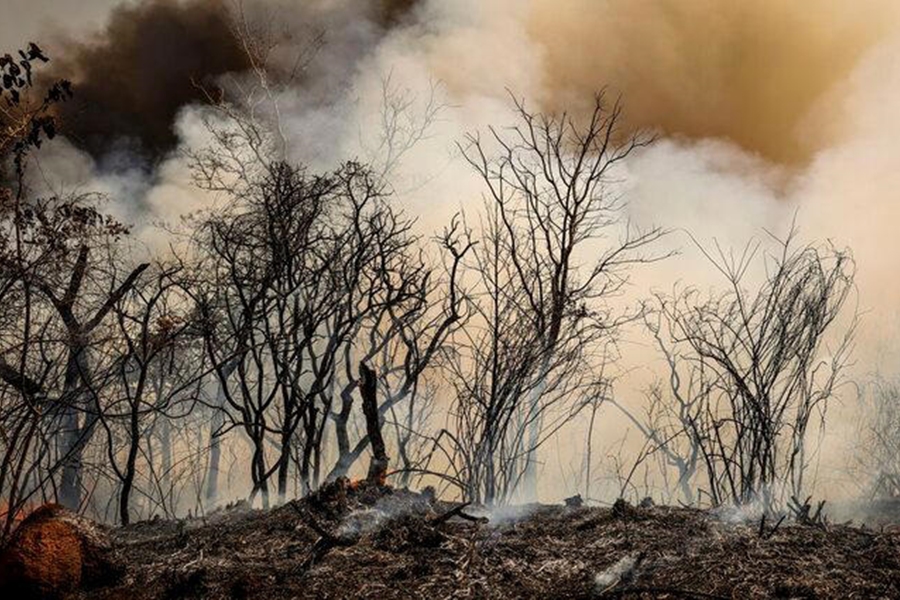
[81,481,900,599]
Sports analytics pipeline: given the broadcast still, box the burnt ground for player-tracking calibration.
[79,482,900,599]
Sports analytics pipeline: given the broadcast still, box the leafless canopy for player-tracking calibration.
[634,228,856,510]
[435,93,669,504]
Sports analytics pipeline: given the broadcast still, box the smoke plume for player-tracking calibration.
[40,0,422,164]
[14,0,900,502]
[46,0,249,162]
[526,0,900,164]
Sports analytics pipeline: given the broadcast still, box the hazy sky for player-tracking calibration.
[1,0,119,48]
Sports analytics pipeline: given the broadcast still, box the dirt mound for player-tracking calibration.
[69,487,900,599]
[0,503,122,599]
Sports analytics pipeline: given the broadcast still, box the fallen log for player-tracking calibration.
[0,504,122,599]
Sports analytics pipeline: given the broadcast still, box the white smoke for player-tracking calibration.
[17,0,900,504]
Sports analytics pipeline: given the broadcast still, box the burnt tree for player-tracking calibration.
[359,362,388,484]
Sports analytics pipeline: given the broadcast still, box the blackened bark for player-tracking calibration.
[359,362,388,484]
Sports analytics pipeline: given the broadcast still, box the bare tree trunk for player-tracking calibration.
[584,400,600,501]
[58,408,83,510]
[249,433,270,509]
[329,385,356,480]
[205,377,231,504]
[360,363,388,484]
[521,373,548,501]
[119,401,141,525]
[59,344,91,510]
[159,418,172,505]
[277,429,291,502]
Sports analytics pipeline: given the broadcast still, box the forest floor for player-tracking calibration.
[79,481,900,599]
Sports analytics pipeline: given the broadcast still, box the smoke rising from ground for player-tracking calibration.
[12,0,900,503]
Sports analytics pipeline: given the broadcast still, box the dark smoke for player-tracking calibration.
[41,0,422,165]
[378,0,419,27]
[47,0,249,164]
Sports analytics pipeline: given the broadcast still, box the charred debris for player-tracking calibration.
[22,482,897,600]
